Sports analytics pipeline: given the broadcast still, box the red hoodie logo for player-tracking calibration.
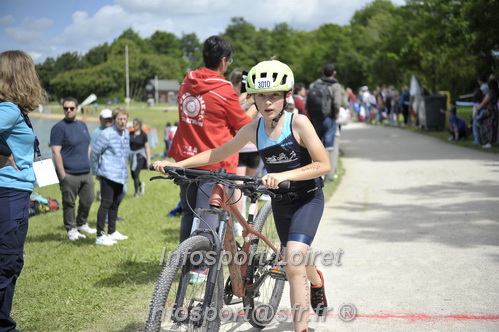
[180,93,206,126]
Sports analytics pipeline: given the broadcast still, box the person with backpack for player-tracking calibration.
[306,63,342,180]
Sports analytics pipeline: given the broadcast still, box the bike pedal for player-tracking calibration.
[269,268,287,280]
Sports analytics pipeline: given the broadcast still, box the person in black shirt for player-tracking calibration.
[129,118,150,197]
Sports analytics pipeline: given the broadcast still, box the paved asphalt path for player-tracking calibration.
[166,123,499,332]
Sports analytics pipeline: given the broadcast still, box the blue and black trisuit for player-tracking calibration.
[256,111,324,247]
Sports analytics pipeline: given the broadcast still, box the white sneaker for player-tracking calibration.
[96,234,117,246]
[140,182,146,195]
[68,228,86,241]
[77,224,97,234]
[108,231,128,241]
[482,143,492,148]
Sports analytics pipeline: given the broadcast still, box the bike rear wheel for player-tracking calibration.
[243,200,285,329]
[145,236,223,332]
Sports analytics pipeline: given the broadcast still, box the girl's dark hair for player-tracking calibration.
[203,36,234,70]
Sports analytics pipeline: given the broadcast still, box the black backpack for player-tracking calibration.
[306,81,333,119]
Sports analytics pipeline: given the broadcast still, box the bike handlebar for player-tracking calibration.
[149,165,290,190]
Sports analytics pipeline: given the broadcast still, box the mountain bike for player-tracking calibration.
[145,166,290,332]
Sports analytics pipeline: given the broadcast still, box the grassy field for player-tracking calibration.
[14,103,344,331]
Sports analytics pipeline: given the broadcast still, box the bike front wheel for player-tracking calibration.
[145,235,223,332]
[243,200,285,329]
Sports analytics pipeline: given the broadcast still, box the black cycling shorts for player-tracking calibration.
[238,151,261,169]
[271,187,324,247]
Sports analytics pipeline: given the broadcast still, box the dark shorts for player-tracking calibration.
[271,187,324,247]
[238,151,260,169]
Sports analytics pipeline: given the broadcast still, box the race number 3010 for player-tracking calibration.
[255,78,273,89]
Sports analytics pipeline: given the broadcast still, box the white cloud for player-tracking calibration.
[116,0,230,15]
[5,17,52,44]
[0,15,15,24]
[17,0,408,62]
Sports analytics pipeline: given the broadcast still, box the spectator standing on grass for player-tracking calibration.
[293,82,309,118]
[308,63,341,145]
[374,86,386,124]
[167,35,251,243]
[164,122,172,157]
[50,97,96,241]
[90,109,113,147]
[476,79,499,148]
[129,118,150,197]
[478,75,489,95]
[0,50,45,332]
[90,108,113,201]
[472,88,484,145]
[399,86,410,127]
[91,108,130,246]
[307,63,342,180]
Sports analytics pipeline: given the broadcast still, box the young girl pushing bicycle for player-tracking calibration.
[154,60,330,332]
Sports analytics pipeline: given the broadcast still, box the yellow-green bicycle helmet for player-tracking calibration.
[245,60,294,94]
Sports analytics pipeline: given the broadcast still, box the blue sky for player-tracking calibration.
[1,0,405,64]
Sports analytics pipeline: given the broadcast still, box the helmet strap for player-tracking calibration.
[271,92,288,129]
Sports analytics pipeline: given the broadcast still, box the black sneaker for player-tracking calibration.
[310,268,328,316]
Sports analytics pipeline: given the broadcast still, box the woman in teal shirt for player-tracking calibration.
[0,50,45,331]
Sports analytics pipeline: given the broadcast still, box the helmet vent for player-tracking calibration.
[281,74,288,85]
[261,72,267,78]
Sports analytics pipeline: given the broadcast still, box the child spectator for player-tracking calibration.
[442,101,467,141]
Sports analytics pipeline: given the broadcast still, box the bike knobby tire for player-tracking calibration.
[243,201,285,329]
[145,235,223,332]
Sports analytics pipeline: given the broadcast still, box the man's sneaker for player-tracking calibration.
[189,267,209,284]
[310,268,328,316]
[67,228,86,241]
[96,234,117,246]
[77,224,97,234]
[140,182,146,195]
[108,231,128,241]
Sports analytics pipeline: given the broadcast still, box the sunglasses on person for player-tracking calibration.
[63,107,76,111]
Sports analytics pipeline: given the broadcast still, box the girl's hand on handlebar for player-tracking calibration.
[261,173,287,190]
[153,160,174,174]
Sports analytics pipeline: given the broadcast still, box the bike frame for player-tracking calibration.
[206,183,283,298]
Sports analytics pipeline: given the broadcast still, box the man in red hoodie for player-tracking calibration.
[168,35,251,242]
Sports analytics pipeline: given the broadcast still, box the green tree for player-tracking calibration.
[53,52,84,73]
[148,31,183,58]
[180,33,202,69]
[404,0,476,95]
[82,43,110,67]
[35,57,56,100]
